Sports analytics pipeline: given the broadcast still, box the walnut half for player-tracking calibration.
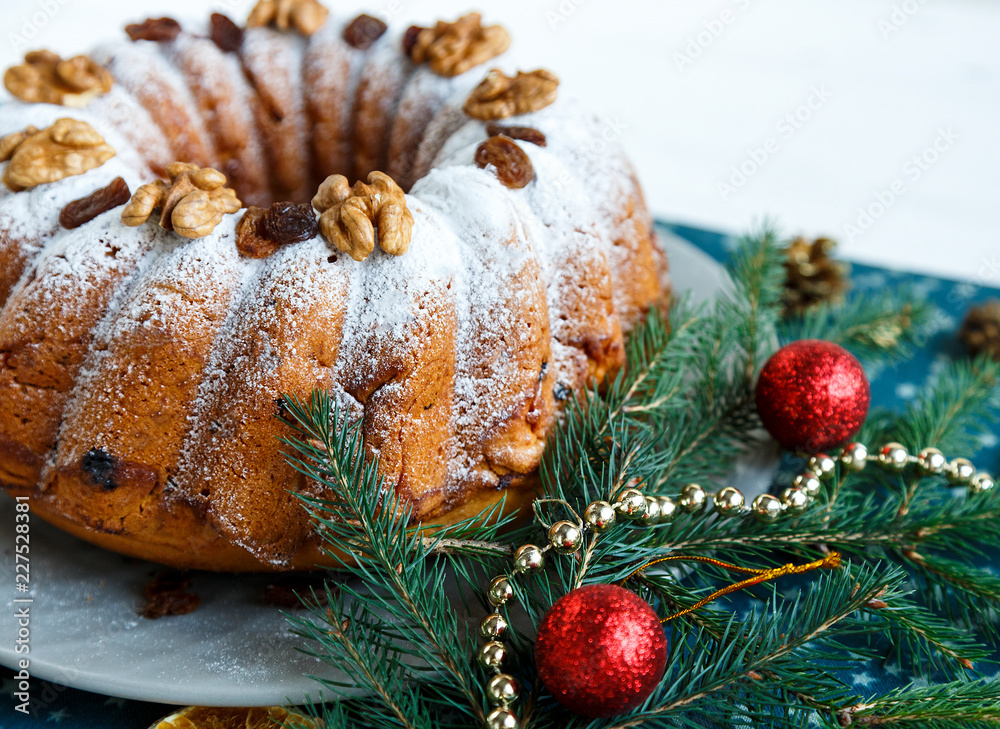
[408,13,511,78]
[464,69,560,121]
[1,118,116,192]
[246,0,329,37]
[312,171,413,262]
[4,50,113,107]
[121,162,241,239]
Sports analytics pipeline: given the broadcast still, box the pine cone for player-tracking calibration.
[959,299,1000,361]
[782,236,849,316]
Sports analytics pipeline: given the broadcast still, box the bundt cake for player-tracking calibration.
[0,5,669,571]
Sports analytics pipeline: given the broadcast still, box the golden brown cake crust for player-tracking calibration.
[6,471,540,571]
[167,35,271,208]
[0,13,669,571]
[240,28,314,204]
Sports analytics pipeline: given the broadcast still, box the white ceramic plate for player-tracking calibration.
[0,229,734,707]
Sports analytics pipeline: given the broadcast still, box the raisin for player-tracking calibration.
[59,177,130,230]
[209,13,243,53]
[474,136,535,189]
[235,207,276,259]
[237,203,317,259]
[343,14,388,50]
[261,202,318,244]
[82,448,118,490]
[141,572,201,619]
[262,575,333,609]
[402,25,424,57]
[485,123,547,147]
[125,17,182,42]
[553,382,572,401]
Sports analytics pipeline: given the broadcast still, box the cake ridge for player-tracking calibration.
[240,27,312,203]
[165,30,272,208]
[51,222,248,522]
[90,40,217,170]
[173,224,271,499]
[2,210,164,489]
[432,128,626,387]
[351,28,416,181]
[303,14,368,184]
[410,165,551,494]
[175,233,345,563]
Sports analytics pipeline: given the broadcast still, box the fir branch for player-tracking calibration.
[649,389,760,491]
[720,222,786,381]
[420,537,511,558]
[900,550,1000,643]
[834,681,1000,727]
[289,591,430,729]
[603,564,900,728]
[648,225,784,490]
[890,355,1000,456]
[780,285,938,369]
[636,571,862,719]
[862,594,985,676]
[635,571,731,641]
[280,392,489,726]
[615,299,696,412]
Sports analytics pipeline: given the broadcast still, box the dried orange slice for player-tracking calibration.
[149,706,318,729]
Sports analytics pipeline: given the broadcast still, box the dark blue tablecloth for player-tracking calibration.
[2,222,998,727]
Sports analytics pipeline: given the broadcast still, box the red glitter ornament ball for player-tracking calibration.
[534,583,668,718]
[755,339,870,453]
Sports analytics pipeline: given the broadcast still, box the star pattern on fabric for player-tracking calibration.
[46,708,71,724]
[852,671,875,688]
[952,281,980,302]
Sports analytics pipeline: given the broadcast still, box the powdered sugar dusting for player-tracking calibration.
[352,29,414,176]
[55,219,246,475]
[90,40,216,166]
[241,27,311,201]
[427,96,662,326]
[166,33,270,206]
[410,165,547,488]
[432,124,623,394]
[176,234,357,564]
[304,15,368,179]
[86,85,173,176]
[387,53,507,190]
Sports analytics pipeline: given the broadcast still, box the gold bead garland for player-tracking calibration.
[475,441,994,729]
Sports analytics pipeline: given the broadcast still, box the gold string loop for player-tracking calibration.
[620,552,842,624]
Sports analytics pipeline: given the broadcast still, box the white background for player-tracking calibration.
[2,0,998,283]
